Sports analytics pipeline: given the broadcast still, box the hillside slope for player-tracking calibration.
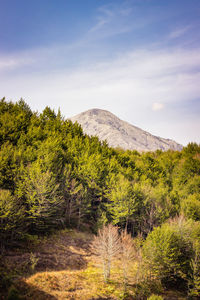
[1,230,187,300]
[70,109,182,152]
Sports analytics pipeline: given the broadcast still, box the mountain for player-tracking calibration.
[70,109,183,152]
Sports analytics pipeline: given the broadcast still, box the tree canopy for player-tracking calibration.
[0,98,200,245]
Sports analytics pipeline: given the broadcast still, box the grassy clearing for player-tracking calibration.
[12,263,187,299]
[14,257,142,300]
[1,229,188,300]
[3,229,135,299]
[15,267,127,299]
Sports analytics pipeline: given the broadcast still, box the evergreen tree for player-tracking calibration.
[21,162,63,232]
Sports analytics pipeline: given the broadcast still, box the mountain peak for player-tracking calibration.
[80,108,115,117]
[70,109,182,152]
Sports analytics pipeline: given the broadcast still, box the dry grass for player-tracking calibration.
[2,229,188,300]
[2,229,129,299]
[4,229,137,299]
[15,263,133,299]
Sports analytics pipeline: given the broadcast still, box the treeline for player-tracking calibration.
[0,98,200,247]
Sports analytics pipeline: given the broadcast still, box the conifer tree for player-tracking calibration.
[22,162,63,232]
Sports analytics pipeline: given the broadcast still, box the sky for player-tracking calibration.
[0,0,200,146]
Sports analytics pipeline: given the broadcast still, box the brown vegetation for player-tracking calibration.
[91,224,121,282]
[0,228,189,300]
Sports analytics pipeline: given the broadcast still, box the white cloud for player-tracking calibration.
[1,47,200,109]
[0,56,34,71]
[88,2,134,37]
[152,102,164,111]
[0,46,200,145]
[168,26,192,39]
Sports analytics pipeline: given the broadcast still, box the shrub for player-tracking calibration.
[181,195,200,221]
[142,218,193,285]
[134,280,163,299]
[143,217,200,296]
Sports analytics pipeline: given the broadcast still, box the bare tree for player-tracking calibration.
[120,230,135,289]
[142,202,157,235]
[91,224,121,282]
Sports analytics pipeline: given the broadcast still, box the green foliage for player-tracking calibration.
[29,252,39,273]
[22,164,63,232]
[134,280,163,299]
[181,194,200,221]
[0,98,200,249]
[0,189,25,244]
[143,217,200,294]
[106,174,144,232]
[143,221,192,282]
[1,99,200,299]
[188,242,200,297]
[147,295,163,300]
[7,286,21,300]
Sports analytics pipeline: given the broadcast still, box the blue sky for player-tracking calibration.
[1,0,200,145]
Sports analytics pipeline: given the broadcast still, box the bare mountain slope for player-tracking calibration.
[70,109,182,152]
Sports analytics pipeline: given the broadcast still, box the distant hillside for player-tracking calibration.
[70,109,183,152]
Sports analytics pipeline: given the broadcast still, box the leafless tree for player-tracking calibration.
[120,230,135,289]
[142,202,157,235]
[91,224,121,282]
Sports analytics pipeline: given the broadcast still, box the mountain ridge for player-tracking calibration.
[70,108,183,152]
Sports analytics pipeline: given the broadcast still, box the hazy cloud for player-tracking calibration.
[0,0,200,145]
[152,102,164,111]
[88,2,134,37]
[0,56,34,71]
[169,26,192,39]
[1,46,200,121]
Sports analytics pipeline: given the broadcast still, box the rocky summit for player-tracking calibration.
[70,109,183,152]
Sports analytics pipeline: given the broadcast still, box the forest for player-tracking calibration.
[0,98,200,299]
